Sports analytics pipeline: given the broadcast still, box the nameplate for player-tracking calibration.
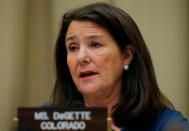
[18,107,108,131]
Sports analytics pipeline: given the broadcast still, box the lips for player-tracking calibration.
[79,71,98,78]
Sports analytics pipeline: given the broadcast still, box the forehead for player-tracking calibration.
[66,20,110,39]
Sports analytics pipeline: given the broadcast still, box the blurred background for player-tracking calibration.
[0,0,188,130]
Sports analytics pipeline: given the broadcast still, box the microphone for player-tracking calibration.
[70,100,83,108]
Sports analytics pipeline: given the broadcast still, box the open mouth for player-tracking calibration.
[79,71,98,78]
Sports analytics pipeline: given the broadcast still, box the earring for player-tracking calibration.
[124,65,129,70]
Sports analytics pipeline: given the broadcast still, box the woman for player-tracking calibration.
[51,2,189,131]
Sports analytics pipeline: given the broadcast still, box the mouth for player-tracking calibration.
[79,71,98,79]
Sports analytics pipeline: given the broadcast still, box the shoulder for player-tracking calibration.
[153,108,189,131]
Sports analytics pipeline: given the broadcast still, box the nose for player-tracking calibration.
[77,46,91,65]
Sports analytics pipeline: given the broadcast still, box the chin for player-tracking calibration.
[80,87,101,96]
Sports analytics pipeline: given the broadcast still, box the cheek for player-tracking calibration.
[94,57,108,75]
[97,53,123,76]
[67,56,76,74]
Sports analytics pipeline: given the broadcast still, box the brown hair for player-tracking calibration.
[52,2,173,129]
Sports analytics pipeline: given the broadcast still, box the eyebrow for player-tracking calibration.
[65,35,78,42]
[87,35,101,39]
[66,34,101,42]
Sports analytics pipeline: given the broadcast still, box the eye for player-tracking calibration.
[67,44,79,52]
[90,41,102,48]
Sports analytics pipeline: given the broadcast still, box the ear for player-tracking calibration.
[122,45,133,65]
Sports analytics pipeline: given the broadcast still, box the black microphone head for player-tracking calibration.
[70,100,83,108]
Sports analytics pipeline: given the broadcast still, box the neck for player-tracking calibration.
[84,88,120,116]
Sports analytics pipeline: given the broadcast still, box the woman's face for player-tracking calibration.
[65,21,130,98]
